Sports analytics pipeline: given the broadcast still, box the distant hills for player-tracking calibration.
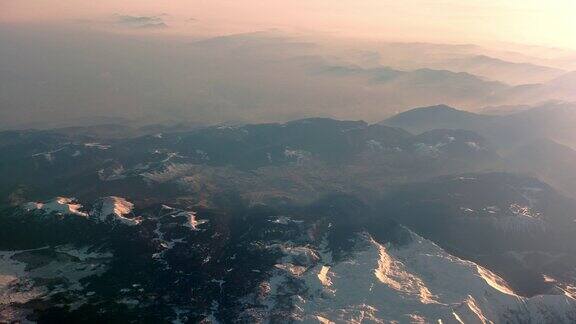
[2,28,576,129]
[381,102,576,149]
[507,138,576,199]
[380,104,494,134]
[427,55,565,85]
[382,103,576,200]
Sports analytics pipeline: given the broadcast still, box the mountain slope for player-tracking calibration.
[378,173,576,297]
[380,104,495,134]
[434,55,565,85]
[381,102,576,149]
[506,138,576,199]
[262,230,576,323]
[2,192,575,323]
[494,72,576,106]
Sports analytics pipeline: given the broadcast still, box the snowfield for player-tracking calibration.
[23,196,142,226]
[23,197,88,217]
[259,231,576,323]
[0,246,112,322]
[91,196,141,226]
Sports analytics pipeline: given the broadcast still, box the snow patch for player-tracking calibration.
[84,142,111,150]
[270,216,303,225]
[465,141,483,151]
[284,149,311,166]
[509,204,540,219]
[175,211,208,231]
[0,246,111,322]
[91,197,141,226]
[366,140,383,151]
[23,197,88,217]
[142,163,196,183]
[31,145,69,162]
[414,142,443,157]
[161,206,209,231]
[373,237,437,304]
[317,266,333,287]
[257,230,576,323]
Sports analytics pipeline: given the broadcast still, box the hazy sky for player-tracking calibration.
[1,0,575,49]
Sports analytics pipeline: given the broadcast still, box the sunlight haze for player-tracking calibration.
[2,1,576,323]
[1,0,575,49]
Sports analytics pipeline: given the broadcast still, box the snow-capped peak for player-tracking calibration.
[184,211,208,230]
[22,196,141,226]
[91,196,142,226]
[256,230,576,323]
[23,197,88,217]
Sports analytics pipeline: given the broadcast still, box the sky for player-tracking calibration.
[1,0,575,49]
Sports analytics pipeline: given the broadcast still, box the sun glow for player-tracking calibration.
[1,0,575,49]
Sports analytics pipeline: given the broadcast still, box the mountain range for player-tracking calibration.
[2,104,576,322]
[2,29,576,129]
